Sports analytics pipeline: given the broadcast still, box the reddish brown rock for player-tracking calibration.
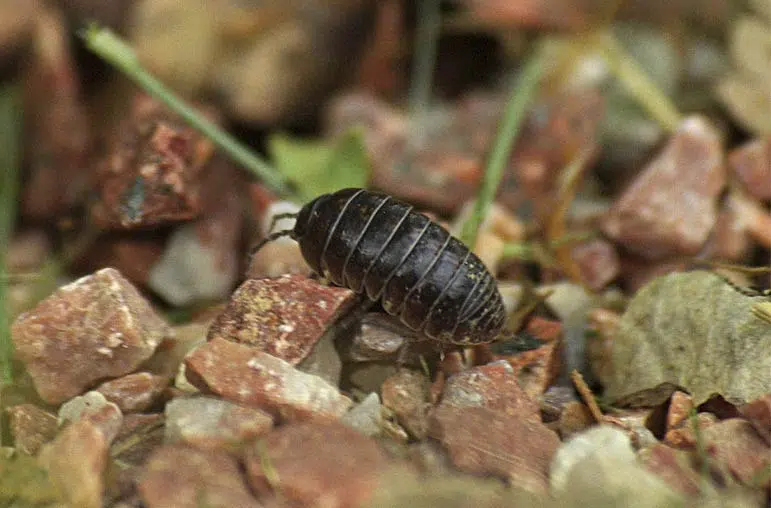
[341,392,384,437]
[73,233,165,287]
[185,337,352,421]
[117,413,164,440]
[463,0,595,30]
[586,307,620,385]
[602,116,725,259]
[638,443,704,497]
[741,393,771,444]
[430,405,560,493]
[165,395,274,449]
[349,320,405,361]
[244,421,388,508]
[91,94,215,229]
[570,239,620,291]
[727,189,771,248]
[327,92,480,215]
[39,419,108,508]
[610,408,659,449]
[507,90,604,222]
[540,385,580,423]
[21,5,92,221]
[728,137,771,201]
[12,268,169,404]
[557,401,595,439]
[207,275,357,364]
[148,157,245,306]
[664,412,717,448]
[703,196,752,261]
[440,361,541,418]
[616,255,689,293]
[208,2,375,125]
[701,418,771,487]
[6,404,57,455]
[58,391,124,444]
[666,391,693,432]
[138,444,260,508]
[381,369,431,439]
[494,317,562,400]
[430,357,559,492]
[7,230,50,272]
[0,0,37,63]
[142,320,210,379]
[112,413,165,470]
[96,372,169,413]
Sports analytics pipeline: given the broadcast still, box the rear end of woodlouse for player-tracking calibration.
[254,188,506,345]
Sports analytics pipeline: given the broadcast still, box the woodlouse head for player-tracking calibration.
[292,193,329,241]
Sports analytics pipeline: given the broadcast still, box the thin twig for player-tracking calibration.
[571,369,604,422]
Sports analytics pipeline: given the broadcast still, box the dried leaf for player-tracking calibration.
[604,271,771,407]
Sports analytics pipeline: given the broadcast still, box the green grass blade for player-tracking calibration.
[460,42,546,248]
[598,31,681,132]
[0,82,22,385]
[80,25,297,200]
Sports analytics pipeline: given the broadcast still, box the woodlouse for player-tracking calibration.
[252,188,506,345]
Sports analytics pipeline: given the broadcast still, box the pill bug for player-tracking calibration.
[251,188,506,345]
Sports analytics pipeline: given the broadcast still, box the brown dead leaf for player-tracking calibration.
[603,271,771,407]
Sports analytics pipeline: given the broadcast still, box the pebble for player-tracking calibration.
[138,444,261,508]
[206,274,357,365]
[12,268,169,404]
[164,395,274,449]
[244,421,388,508]
[602,116,725,259]
[185,337,352,422]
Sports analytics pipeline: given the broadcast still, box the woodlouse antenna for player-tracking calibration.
[249,211,300,260]
[266,212,299,235]
[249,228,295,259]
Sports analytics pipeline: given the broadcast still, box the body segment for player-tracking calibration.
[291,188,504,345]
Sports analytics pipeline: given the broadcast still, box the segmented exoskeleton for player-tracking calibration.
[251,188,505,345]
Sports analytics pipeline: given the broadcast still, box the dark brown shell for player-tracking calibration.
[293,188,504,345]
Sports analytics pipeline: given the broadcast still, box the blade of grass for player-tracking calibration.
[689,407,711,495]
[545,149,593,290]
[0,82,22,385]
[405,0,441,160]
[598,31,681,132]
[80,25,296,201]
[459,42,546,248]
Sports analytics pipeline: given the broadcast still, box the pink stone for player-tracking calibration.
[244,421,388,508]
[207,275,357,365]
[12,268,169,404]
[602,116,725,259]
[185,338,352,421]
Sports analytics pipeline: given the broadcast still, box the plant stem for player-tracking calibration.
[406,0,442,156]
[81,26,296,200]
[460,42,546,247]
[0,82,22,385]
[598,31,681,132]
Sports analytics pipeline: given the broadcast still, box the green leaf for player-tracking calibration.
[269,128,370,202]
